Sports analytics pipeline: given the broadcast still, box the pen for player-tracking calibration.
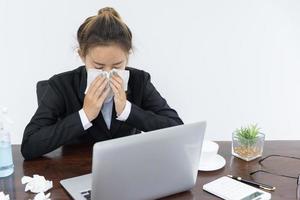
[227,175,276,191]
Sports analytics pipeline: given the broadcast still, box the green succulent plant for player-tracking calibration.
[234,124,261,146]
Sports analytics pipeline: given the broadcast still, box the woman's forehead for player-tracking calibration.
[87,45,127,64]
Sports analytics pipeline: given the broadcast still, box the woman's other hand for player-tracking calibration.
[110,72,127,116]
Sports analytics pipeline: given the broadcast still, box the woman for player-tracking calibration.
[21,7,183,160]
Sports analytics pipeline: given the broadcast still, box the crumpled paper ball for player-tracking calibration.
[0,191,9,200]
[21,174,53,194]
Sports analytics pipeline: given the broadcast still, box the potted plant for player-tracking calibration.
[232,124,265,161]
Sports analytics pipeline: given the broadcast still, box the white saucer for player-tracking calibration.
[198,154,226,171]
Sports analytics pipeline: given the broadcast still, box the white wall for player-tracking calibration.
[1,0,300,144]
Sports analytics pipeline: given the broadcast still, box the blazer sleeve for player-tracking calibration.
[21,80,84,160]
[126,72,183,131]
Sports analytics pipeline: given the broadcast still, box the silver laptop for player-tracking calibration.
[60,121,206,200]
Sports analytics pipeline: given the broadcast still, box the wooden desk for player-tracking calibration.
[0,141,299,200]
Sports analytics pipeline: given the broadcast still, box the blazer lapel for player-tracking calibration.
[125,67,133,102]
[78,66,87,103]
[126,86,132,102]
[109,102,123,136]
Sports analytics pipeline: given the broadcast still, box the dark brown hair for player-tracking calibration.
[77,7,132,57]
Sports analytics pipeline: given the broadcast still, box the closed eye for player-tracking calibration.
[94,63,104,69]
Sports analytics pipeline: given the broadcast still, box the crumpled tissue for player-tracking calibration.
[0,191,9,200]
[85,68,130,103]
[21,174,53,193]
[33,192,51,200]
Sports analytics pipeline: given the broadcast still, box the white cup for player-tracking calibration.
[200,140,219,163]
[199,140,226,171]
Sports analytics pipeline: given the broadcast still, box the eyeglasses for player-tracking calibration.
[250,154,300,179]
[259,154,300,166]
[249,154,300,199]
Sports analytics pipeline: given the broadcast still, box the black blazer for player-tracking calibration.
[21,66,183,160]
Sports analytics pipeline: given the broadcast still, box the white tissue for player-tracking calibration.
[33,192,51,200]
[21,175,53,194]
[0,192,9,200]
[85,69,130,103]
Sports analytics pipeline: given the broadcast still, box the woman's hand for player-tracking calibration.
[83,76,110,121]
[110,73,127,116]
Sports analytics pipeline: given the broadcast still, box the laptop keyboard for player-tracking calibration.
[81,190,91,200]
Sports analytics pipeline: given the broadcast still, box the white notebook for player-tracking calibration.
[203,176,271,200]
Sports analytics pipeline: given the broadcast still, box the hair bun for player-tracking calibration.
[77,7,132,57]
[98,7,121,20]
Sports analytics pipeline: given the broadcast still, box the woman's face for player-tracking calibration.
[81,44,128,71]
